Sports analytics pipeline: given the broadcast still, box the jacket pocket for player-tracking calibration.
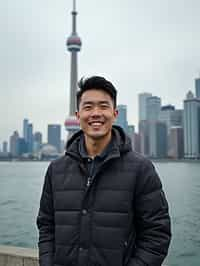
[123,231,136,266]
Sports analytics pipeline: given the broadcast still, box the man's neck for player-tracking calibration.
[84,132,112,158]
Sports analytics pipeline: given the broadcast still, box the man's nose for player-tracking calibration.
[91,106,102,116]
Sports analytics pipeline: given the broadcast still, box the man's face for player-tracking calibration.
[76,89,118,140]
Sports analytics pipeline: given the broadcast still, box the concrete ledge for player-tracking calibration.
[0,245,38,266]
[0,245,168,266]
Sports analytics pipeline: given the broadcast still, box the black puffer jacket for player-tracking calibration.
[37,126,171,266]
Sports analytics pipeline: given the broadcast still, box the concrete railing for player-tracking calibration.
[0,245,38,266]
[0,245,168,266]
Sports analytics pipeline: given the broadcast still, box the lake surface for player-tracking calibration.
[0,161,200,266]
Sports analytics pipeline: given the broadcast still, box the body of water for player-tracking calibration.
[0,161,199,266]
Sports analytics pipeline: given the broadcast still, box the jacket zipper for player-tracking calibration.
[87,153,119,188]
[86,176,92,187]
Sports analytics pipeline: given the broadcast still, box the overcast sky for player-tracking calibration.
[1,0,200,145]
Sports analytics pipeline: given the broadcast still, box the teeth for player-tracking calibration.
[91,122,102,125]
[90,122,103,126]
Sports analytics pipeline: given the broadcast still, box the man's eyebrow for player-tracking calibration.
[82,100,111,105]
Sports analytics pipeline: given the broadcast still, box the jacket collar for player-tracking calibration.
[65,125,132,160]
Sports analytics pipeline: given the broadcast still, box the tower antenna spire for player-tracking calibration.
[73,0,76,12]
[72,0,77,34]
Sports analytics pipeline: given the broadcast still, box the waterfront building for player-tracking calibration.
[65,0,82,137]
[34,132,42,144]
[2,141,8,153]
[127,125,135,149]
[171,109,183,127]
[195,77,200,98]
[149,121,167,158]
[159,105,175,134]
[9,131,19,157]
[27,123,33,153]
[23,119,29,142]
[127,125,135,136]
[146,96,161,121]
[138,93,152,121]
[17,138,27,156]
[183,91,200,159]
[133,133,141,153]
[48,124,61,153]
[33,132,43,153]
[159,105,183,156]
[115,105,128,132]
[139,120,150,156]
[169,127,184,159]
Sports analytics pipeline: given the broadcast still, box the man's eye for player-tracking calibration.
[84,105,92,110]
[101,104,109,109]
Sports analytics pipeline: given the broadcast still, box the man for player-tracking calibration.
[37,76,171,266]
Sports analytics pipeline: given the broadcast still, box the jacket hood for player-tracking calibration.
[65,125,132,156]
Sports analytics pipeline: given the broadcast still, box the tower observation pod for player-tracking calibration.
[65,0,82,137]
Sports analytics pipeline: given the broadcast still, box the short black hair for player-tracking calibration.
[76,76,117,110]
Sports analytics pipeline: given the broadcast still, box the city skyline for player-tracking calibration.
[1,0,200,143]
[1,80,200,158]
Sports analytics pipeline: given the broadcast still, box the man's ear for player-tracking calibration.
[114,109,118,119]
[75,111,80,120]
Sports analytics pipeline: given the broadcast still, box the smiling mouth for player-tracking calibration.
[88,121,104,126]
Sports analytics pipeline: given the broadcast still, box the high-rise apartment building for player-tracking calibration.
[48,125,61,153]
[23,118,29,142]
[146,96,161,121]
[169,127,184,159]
[10,131,19,157]
[159,105,183,156]
[27,123,33,153]
[138,93,152,121]
[133,133,141,153]
[139,120,150,156]
[159,105,175,134]
[17,138,27,156]
[2,141,8,153]
[195,77,200,98]
[183,91,200,159]
[33,132,43,153]
[115,105,128,132]
[149,121,167,158]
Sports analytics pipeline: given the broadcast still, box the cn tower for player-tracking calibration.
[65,0,82,136]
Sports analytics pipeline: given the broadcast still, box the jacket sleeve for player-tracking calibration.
[129,159,171,266]
[37,163,55,266]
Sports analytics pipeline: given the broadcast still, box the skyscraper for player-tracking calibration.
[48,125,61,153]
[169,127,184,159]
[27,123,33,153]
[10,131,19,157]
[195,77,200,98]
[23,118,29,142]
[33,132,43,153]
[2,141,8,153]
[138,93,152,121]
[159,105,183,156]
[149,121,167,158]
[65,0,82,137]
[139,120,150,156]
[139,94,161,157]
[146,96,161,121]
[115,105,128,132]
[183,91,200,159]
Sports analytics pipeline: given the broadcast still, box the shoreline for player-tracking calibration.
[0,158,200,163]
